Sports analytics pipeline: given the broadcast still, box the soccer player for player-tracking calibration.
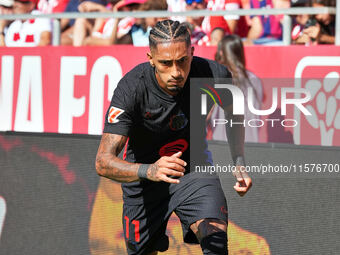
[95,19,252,255]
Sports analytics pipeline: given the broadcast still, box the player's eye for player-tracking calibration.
[177,57,187,64]
[160,60,172,66]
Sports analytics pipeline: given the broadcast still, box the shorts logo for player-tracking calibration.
[220,206,228,215]
[108,106,124,124]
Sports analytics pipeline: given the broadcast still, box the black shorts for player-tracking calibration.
[122,172,228,255]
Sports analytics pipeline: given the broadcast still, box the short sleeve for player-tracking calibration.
[35,18,52,32]
[103,79,136,136]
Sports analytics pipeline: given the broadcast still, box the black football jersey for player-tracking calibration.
[104,56,232,204]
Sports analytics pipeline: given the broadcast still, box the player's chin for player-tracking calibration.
[167,85,183,93]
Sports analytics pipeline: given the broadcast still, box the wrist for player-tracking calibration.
[137,164,150,179]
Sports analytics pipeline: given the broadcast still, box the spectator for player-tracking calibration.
[196,18,230,46]
[82,0,151,46]
[185,0,248,45]
[35,0,75,45]
[273,0,290,8]
[209,26,227,45]
[0,0,13,46]
[290,0,312,44]
[205,0,249,37]
[129,0,167,46]
[185,0,218,45]
[1,0,52,46]
[0,0,13,13]
[60,0,81,45]
[303,0,335,44]
[37,0,69,13]
[108,0,145,44]
[211,34,263,142]
[71,0,110,46]
[60,0,117,45]
[246,0,283,45]
[185,0,207,44]
[240,0,251,26]
[167,0,187,22]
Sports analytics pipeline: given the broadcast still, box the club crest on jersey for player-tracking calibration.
[169,113,188,131]
[108,106,124,124]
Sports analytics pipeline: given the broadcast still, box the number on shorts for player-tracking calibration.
[124,216,140,242]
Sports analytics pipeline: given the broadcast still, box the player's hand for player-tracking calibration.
[232,166,252,196]
[147,151,187,184]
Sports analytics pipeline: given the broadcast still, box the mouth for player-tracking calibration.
[168,79,183,85]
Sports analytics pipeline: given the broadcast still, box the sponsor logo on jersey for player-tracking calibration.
[159,139,188,157]
[108,106,124,124]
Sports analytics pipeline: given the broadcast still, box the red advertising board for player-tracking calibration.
[0,46,339,146]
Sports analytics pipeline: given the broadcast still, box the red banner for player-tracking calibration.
[0,46,339,146]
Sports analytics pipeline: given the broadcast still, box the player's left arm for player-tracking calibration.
[223,104,252,196]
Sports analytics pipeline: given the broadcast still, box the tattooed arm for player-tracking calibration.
[95,133,187,183]
[95,133,139,182]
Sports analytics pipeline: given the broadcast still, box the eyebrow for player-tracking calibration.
[158,56,188,62]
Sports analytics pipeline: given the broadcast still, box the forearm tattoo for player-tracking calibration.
[96,133,139,183]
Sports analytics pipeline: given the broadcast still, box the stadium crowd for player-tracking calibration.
[0,0,336,46]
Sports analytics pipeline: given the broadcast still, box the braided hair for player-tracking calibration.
[149,20,191,50]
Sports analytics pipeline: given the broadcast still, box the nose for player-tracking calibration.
[171,64,182,79]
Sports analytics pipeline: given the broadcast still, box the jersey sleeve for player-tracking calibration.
[103,78,137,136]
[36,18,52,33]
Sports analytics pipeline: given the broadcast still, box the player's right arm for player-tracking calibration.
[96,133,137,182]
[95,133,186,183]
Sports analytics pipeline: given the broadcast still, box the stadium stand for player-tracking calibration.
[0,0,337,46]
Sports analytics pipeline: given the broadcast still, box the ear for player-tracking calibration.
[147,52,155,67]
[191,46,194,57]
